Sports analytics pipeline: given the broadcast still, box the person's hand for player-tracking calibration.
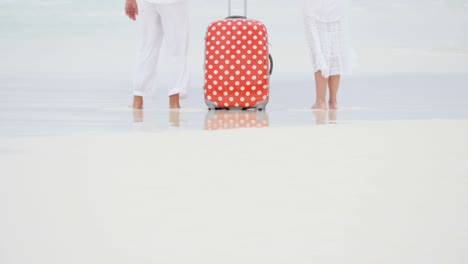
[125,0,138,21]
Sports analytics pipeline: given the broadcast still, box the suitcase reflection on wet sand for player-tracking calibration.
[204,110,269,130]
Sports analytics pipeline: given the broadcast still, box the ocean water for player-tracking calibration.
[0,0,468,137]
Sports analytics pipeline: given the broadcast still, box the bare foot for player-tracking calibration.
[312,102,327,110]
[169,94,181,109]
[133,96,143,109]
[329,101,338,110]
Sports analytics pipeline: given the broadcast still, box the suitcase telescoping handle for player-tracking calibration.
[228,0,247,19]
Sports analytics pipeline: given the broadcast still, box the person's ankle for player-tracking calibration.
[133,96,143,109]
[169,94,180,109]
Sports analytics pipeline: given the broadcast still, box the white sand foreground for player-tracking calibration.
[1,120,468,264]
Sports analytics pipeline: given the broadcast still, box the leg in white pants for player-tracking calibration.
[133,0,190,98]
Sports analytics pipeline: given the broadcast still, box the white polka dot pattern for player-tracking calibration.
[204,19,270,109]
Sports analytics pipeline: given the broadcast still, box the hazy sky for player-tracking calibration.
[0,0,467,77]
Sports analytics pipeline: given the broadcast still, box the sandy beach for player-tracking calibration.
[1,120,468,263]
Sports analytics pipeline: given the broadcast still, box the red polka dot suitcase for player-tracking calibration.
[204,0,273,110]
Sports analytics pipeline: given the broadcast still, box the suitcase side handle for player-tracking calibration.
[229,0,247,18]
[269,54,274,75]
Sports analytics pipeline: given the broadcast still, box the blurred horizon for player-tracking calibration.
[0,0,467,79]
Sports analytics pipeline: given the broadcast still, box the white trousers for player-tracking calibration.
[133,0,190,98]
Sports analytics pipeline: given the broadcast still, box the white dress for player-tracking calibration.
[303,0,352,78]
